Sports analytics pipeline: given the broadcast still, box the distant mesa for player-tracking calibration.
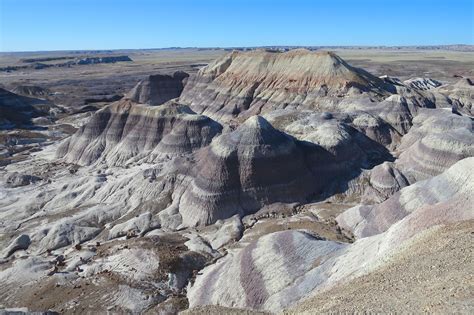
[74,55,132,65]
[21,56,76,63]
[0,55,133,72]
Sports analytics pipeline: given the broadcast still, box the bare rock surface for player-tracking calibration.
[125,71,189,105]
[178,116,317,226]
[187,158,474,312]
[1,49,473,314]
[11,85,52,98]
[395,109,473,181]
[2,234,31,258]
[180,49,395,121]
[439,77,474,115]
[56,100,222,165]
[4,172,42,188]
[181,305,270,315]
[403,77,442,90]
[337,157,474,238]
[362,161,409,203]
[198,215,244,250]
[0,88,61,129]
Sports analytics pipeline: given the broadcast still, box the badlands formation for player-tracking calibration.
[0,49,473,314]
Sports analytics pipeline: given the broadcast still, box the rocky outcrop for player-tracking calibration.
[179,49,394,121]
[178,116,317,226]
[403,77,442,90]
[362,162,409,203]
[74,55,132,65]
[438,77,474,115]
[395,109,473,182]
[155,114,222,155]
[4,172,42,188]
[57,100,222,165]
[11,85,51,98]
[34,222,102,253]
[360,109,473,202]
[337,157,474,238]
[0,56,133,72]
[3,234,31,258]
[188,158,474,312]
[0,88,60,129]
[125,71,189,105]
[20,55,132,65]
[264,109,394,173]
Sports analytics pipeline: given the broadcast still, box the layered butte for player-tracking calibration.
[178,116,317,226]
[57,70,223,165]
[125,71,189,105]
[57,100,222,165]
[179,49,393,120]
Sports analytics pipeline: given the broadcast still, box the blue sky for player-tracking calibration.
[1,0,473,51]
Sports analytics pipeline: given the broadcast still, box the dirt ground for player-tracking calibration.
[336,49,474,82]
[284,220,474,314]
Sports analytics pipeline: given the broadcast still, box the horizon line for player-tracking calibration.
[1,44,473,54]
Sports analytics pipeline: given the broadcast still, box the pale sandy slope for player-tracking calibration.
[285,220,474,314]
[181,306,270,315]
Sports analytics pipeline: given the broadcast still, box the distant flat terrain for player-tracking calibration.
[0,49,224,107]
[0,47,472,108]
[335,49,474,82]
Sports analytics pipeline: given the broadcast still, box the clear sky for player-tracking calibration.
[1,0,473,52]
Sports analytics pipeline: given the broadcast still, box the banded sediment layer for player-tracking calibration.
[1,49,473,314]
[180,49,394,120]
[57,100,222,165]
